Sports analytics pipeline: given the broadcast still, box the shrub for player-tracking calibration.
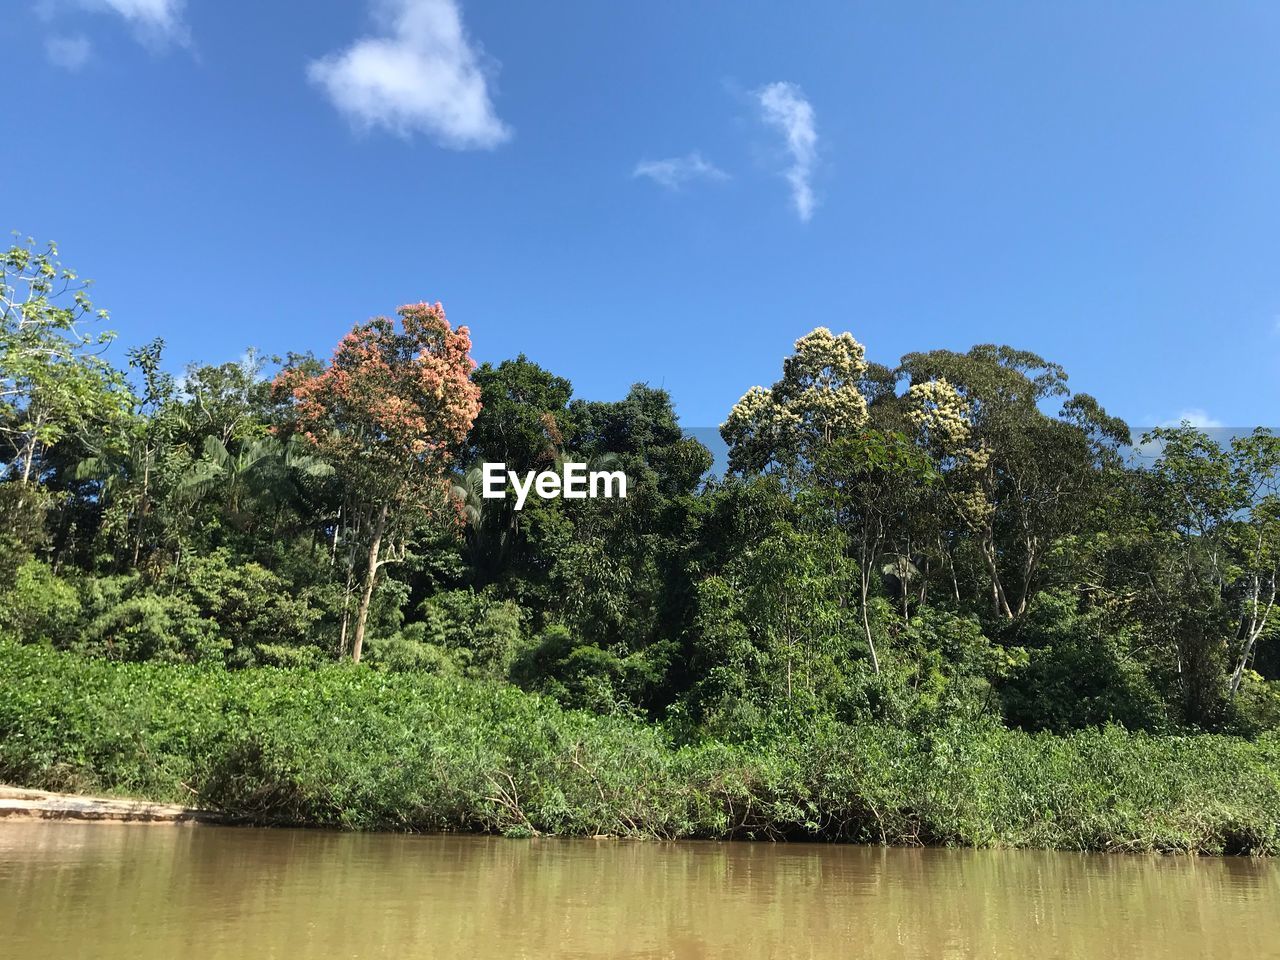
[0,560,81,644]
[421,589,525,678]
[0,483,53,579]
[2,641,1277,855]
[80,593,224,663]
[1232,671,1280,735]
[176,549,325,665]
[999,592,1169,733]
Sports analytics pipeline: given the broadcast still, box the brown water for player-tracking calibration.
[1,822,1277,960]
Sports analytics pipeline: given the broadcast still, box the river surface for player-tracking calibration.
[1,822,1277,959]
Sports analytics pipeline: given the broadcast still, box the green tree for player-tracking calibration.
[1137,426,1280,723]
[74,339,185,568]
[1,237,127,484]
[812,430,937,672]
[900,345,1128,621]
[176,434,333,523]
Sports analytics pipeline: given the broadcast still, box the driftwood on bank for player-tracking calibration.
[0,785,227,825]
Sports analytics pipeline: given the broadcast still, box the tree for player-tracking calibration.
[275,302,481,663]
[75,339,185,568]
[722,327,870,476]
[468,354,574,471]
[899,346,1128,621]
[812,430,937,672]
[1138,425,1280,721]
[459,355,576,587]
[177,434,333,522]
[1,237,126,484]
[1228,430,1280,695]
[175,350,277,449]
[687,477,852,724]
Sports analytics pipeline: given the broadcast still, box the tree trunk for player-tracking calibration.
[351,502,389,665]
[859,561,881,675]
[20,438,37,484]
[1230,574,1276,696]
[981,539,1013,619]
[1012,535,1040,618]
[131,452,151,568]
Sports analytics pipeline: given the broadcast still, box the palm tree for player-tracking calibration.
[75,408,188,567]
[177,434,333,522]
[449,451,624,585]
[451,464,516,584]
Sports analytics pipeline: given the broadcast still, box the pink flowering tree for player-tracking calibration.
[277,302,481,663]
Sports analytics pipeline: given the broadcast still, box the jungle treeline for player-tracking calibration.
[2,237,1279,849]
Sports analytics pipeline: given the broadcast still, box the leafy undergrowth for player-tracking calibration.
[3,641,1278,854]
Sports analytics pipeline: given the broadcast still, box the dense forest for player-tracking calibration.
[3,236,1279,851]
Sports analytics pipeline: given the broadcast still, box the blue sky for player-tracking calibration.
[6,1,1280,430]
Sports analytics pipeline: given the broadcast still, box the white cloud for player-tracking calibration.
[308,0,510,150]
[87,0,187,45]
[36,0,187,52]
[1161,409,1225,430]
[757,81,818,221]
[633,152,728,189]
[46,34,91,70]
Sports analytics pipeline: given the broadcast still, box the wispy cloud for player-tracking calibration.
[46,34,91,70]
[1160,409,1225,430]
[633,152,728,190]
[90,0,187,45]
[756,81,818,221]
[308,0,510,150]
[37,0,187,52]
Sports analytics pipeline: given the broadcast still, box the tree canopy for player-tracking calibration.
[4,237,1280,741]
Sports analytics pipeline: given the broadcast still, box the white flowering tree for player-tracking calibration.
[721,328,871,477]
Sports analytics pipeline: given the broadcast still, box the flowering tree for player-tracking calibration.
[277,302,482,662]
[721,327,869,476]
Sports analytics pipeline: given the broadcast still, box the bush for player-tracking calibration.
[0,560,81,644]
[176,550,325,666]
[364,589,526,677]
[863,605,1001,726]
[364,629,460,674]
[2,641,1277,854]
[0,483,53,579]
[999,592,1169,733]
[81,592,224,663]
[1232,671,1280,735]
[421,589,525,678]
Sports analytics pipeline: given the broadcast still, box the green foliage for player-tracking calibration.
[80,591,223,663]
[883,605,1000,722]
[1231,672,1280,736]
[0,481,53,577]
[2,642,1278,854]
[510,623,662,714]
[176,433,333,521]
[176,550,326,666]
[1,237,129,483]
[0,560,81,644]
[4,239,1280,855]
[999,592,1169,733]
[367,589,524,678]
[468,354,574,470]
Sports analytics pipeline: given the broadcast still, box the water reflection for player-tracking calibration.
[1,823,1275,959]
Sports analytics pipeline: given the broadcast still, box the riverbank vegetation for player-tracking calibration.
[4,642,1278,853]
[2,236,1279,852]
